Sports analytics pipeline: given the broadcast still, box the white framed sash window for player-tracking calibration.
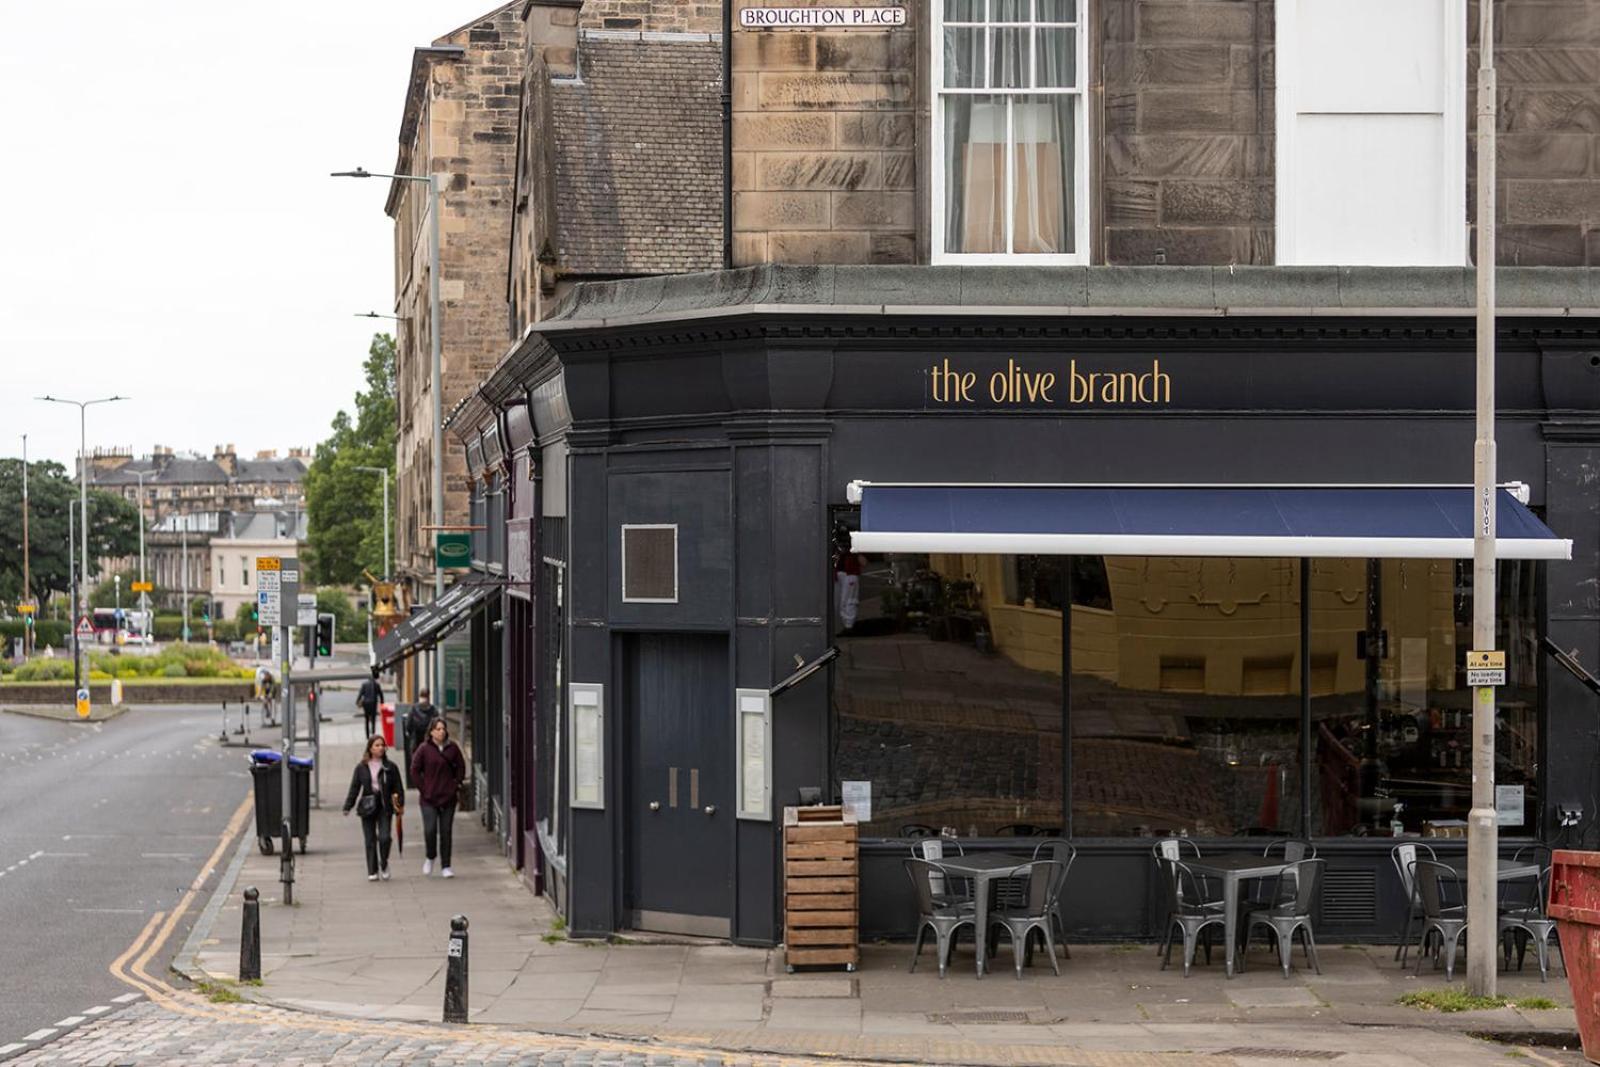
[932,0,1088,264]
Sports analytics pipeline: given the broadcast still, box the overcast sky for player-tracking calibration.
[0,1,498,471]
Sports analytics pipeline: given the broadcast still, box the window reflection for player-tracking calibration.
[834,548,1063,837]
[1069,558,1303,837]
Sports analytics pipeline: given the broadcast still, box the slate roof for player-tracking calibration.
[551,34,723,276]
[92,455,305,487]
[236,457,307,483]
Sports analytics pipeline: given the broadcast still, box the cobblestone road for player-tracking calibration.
[3,994,1247,1067]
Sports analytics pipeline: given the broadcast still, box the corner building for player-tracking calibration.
[391,0,1600,946]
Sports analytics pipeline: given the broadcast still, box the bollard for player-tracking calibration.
[278,818,295,905]
[443,914,469,1023]
[239,887,261,982]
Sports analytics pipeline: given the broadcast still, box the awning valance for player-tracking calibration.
[848,483,1571,561]
[373,574,500,671]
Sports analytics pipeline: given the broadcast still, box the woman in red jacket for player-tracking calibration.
[409,718,466,877]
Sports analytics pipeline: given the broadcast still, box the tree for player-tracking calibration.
[0,459,141,607]
[89,569,169,610]
[315,586,365,643]
[304,334,397,585]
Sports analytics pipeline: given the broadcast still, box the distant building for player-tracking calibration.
[145,507,307,619]
[89,444,308,525]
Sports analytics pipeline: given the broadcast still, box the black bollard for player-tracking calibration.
[443,914,469,1023]
[239,887,261,982]
[278,818,295,905]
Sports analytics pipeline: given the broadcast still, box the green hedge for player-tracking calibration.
[0,619,69,648]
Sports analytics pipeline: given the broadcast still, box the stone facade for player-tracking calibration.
[579,0,721,32]
[388,4,524,589]
[1101,0,1275,265]
[731,0,917,265]
[1470,0,1600,266]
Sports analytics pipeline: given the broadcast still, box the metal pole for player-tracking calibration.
[181,518,190,643]
[69,501,78,692]
[78,404,88,679]
[428,173,444,704]
[1466,0,1499,997]
[137,471,148,641]
[21,434,29,657]
[383,469,391,580]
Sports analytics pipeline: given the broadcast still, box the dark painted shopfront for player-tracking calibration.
[450,267,1600,946]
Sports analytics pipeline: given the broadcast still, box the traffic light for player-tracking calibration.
[251,606,259,622]
[315,612,335,657]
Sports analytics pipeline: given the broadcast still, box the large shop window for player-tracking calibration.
[830,547,1541,841]
[934,0,1085,263]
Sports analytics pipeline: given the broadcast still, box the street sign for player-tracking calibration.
[1467,649,1507,687]
[75,615,94,638]
[436,532,471,568]
[296,593,318,627]
[271,626,282,667]
[130,581,153,593]
[257,556,282,626]
[75,688,90,718]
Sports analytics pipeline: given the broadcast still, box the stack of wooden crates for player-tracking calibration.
[782,805,859,972]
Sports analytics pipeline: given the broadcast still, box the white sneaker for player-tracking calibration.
[368,874,378,882]
[441,867,454,879]
[423,859,433,876]
[379,868,391,881]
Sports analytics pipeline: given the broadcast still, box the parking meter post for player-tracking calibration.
[443,915,469,1024]
[240,887,261,982]
[219,700,229,743]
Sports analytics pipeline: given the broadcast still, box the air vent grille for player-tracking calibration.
[1321,867,1378,926]
[621,524,677,603]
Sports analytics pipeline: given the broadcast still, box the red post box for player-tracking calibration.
[379,703,395,747]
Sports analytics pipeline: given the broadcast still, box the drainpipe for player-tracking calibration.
[722,0,733,269]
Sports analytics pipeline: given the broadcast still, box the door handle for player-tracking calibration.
[648,801,661,812]
[704,805,717,816]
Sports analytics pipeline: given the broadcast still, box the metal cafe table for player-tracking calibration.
[934,851,1033,977]
[1181,853,1293,978]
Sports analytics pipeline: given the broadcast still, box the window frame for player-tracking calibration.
[931,0,1091,265]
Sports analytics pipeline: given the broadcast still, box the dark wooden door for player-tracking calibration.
[625,633,731,936]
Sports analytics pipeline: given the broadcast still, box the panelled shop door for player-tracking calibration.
[624,633,731,937]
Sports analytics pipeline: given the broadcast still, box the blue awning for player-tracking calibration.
[848,483,1570,560]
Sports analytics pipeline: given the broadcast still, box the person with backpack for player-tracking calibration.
[356,668,384,738]
[342,734,404,882]
[410,717,466,878]
[403,690,437,791]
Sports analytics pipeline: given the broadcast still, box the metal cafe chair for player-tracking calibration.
[987,858,1068,979]
[1410,858,1470,981]
[905,858,975,979]
[1157,858,1227,977]
[1249,839,1318,910]
[1033,838,1077,959]
[900,823,938,839]
[910,836,970,910]
[1500,861,1564,982]
[1242,858,1325,978]
[1389,842,1440,966]
[1152,838,1220,955]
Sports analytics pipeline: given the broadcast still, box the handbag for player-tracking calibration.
[356,776,379,818]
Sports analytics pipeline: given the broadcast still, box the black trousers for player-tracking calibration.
[362,704,378,737]
[421,801,456,867]
[360,812,392,876]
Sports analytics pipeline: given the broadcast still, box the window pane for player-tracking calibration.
[1311,559,1539,837]
[943,27,983,87]
[944,0,983,20]
[1012,95,1075,254]
[1035,27,1076,87]
[1037,0,1076,21]
[834,550,1063,837]
[943,95,1005,253]
[993,0,1028,19]
[1070,558,1304,837]
[989,27,1028,87]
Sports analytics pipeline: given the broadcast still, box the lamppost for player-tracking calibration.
[133,469,152,641]
[353,466,391,580]
[38,394,128,688]
[20,433,31,656]
[334,167,443,698]
[114,574,121,625]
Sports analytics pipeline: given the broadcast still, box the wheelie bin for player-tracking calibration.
[249,750,313,856]
[1548,849,1600,1064]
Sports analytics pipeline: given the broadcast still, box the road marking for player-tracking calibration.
[21,1029,55,1042]
[52,1016,84,1027]
[110,993,142,1004]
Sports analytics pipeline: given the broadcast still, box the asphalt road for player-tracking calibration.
[0,703,270,1049]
